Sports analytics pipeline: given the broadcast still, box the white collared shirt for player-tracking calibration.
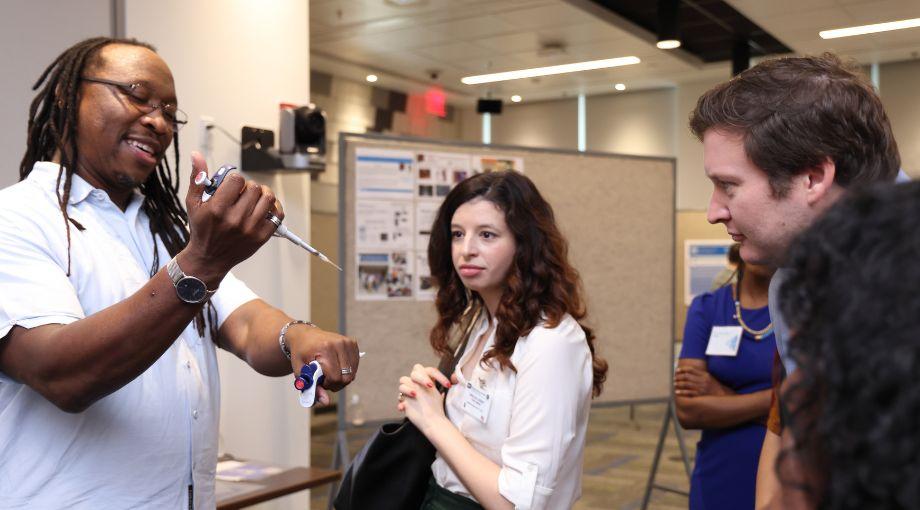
[0,162,257,509]
[431,313,593,510]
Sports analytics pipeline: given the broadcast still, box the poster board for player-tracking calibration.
[340,133,675,423]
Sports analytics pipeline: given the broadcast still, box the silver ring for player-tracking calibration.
[266,214,282,228]
[398,392,405,402]
[341,367,353,375]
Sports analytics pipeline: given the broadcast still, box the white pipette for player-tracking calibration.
[195,165,342,271]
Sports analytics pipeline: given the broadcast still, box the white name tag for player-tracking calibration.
[461,381,492,424]
[705,326,743,357]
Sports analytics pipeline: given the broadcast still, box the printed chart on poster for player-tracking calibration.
[354,147,523,301]
[684,240,734,305]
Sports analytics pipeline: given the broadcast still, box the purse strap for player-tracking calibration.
[436,301,483,392]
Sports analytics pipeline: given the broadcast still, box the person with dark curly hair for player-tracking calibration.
[395,170,608,509]
[675,250,776,510]
[771,181,920,509]
[688,52,907,508]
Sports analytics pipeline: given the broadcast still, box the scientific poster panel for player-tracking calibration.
[415,251,435,300]
[354,148,524,302]
[355,148,415,200]
[684,240,734,305]
[355,200,413,251]
[356,251,414,301]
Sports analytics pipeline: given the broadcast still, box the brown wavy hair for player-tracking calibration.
[427,171,607,396]
[689,53,899,197]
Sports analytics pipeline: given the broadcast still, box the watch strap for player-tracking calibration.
[167,257,217,303]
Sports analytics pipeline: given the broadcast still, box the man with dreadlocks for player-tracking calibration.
[0,37,359,508]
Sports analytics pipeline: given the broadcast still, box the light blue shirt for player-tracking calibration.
[0,163,257,509]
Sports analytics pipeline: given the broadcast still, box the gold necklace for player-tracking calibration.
[733,275,773,341]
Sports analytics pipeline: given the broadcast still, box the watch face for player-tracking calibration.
[176,277,208,303]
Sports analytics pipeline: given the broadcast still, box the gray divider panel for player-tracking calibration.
[340,133,675,424]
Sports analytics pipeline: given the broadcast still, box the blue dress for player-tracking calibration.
[679,284,775,510]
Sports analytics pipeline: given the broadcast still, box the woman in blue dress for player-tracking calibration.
[675,250,776,510]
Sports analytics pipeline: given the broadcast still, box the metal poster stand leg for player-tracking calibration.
[326,388,350,510]
[640,398,692,510]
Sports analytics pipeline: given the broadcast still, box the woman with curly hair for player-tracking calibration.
[396,170,608,510]
[774,181,920,509]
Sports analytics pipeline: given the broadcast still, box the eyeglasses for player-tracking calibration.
[82,76,188,130]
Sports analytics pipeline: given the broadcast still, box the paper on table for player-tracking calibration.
[216,460,283,482]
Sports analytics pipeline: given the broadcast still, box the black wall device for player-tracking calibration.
[476,99,503,115]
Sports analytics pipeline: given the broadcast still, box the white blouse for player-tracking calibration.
[431,313,594,510]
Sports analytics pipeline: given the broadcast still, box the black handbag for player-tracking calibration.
[332,418,436,510]
[333,304,482,510]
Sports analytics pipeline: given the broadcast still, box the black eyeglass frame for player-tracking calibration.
[81,76,188,129]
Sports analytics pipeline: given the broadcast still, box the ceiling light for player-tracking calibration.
[656,40,681,50]
[614,83,626,91]
[656,0,681,50]
[820,18,920,39]
[366,74,378,83]
[510,95,522,103]
[461,56,640,85]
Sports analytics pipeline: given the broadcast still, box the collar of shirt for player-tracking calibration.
[29,161,145,207]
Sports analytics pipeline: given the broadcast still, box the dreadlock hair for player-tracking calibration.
[19,36,218,341]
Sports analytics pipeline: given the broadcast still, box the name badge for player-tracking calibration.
[461,381,492,424]
[705,326,743,357]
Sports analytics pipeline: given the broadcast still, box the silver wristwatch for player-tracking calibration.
[166,257,217,304]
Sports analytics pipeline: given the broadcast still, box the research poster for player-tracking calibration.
[472,155,525,174]
[354,147,524,301]
[355,200,413,250]
[684,240,734,305]
[355,148,415,200]
[356,251,414,301]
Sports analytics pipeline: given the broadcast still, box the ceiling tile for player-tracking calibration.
[416,41,496,61]
[494,1,596,29]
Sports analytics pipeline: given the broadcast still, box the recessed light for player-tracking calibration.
[820,18,920,39]
[656,40,681,50]
[461,56,640,85]
[614,83,626,91]
[366,74,378,83]
[510,95,522,103]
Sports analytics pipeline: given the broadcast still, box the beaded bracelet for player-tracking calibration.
[278,320,317,360]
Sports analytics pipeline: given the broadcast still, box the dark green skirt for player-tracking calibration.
[419,477,485,510]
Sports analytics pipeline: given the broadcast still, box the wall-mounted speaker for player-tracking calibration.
[476,99,503,114]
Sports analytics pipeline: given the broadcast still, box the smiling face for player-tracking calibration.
[703,129,813,266]
[450,197,517,313]
[74,43,176,205]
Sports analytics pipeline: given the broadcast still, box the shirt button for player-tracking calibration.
[192,409,199,419]
[185,361,191,369]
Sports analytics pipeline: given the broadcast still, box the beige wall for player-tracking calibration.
[0,0,110,189]
[490,97,579,150]
[455,79,722,209]
[676,78,724,210]
[880,59,920,177]
[586,88,676,157]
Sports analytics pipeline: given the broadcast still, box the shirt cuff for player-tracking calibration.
[498,459,540,509]
[0,314,81,342]
[0,314,81,383]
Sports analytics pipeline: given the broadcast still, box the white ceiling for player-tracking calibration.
[310,0,920,103]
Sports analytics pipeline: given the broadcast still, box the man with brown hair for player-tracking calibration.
[688,52,905,507]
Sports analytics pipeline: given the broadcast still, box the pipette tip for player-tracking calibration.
[320,254,343,271]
